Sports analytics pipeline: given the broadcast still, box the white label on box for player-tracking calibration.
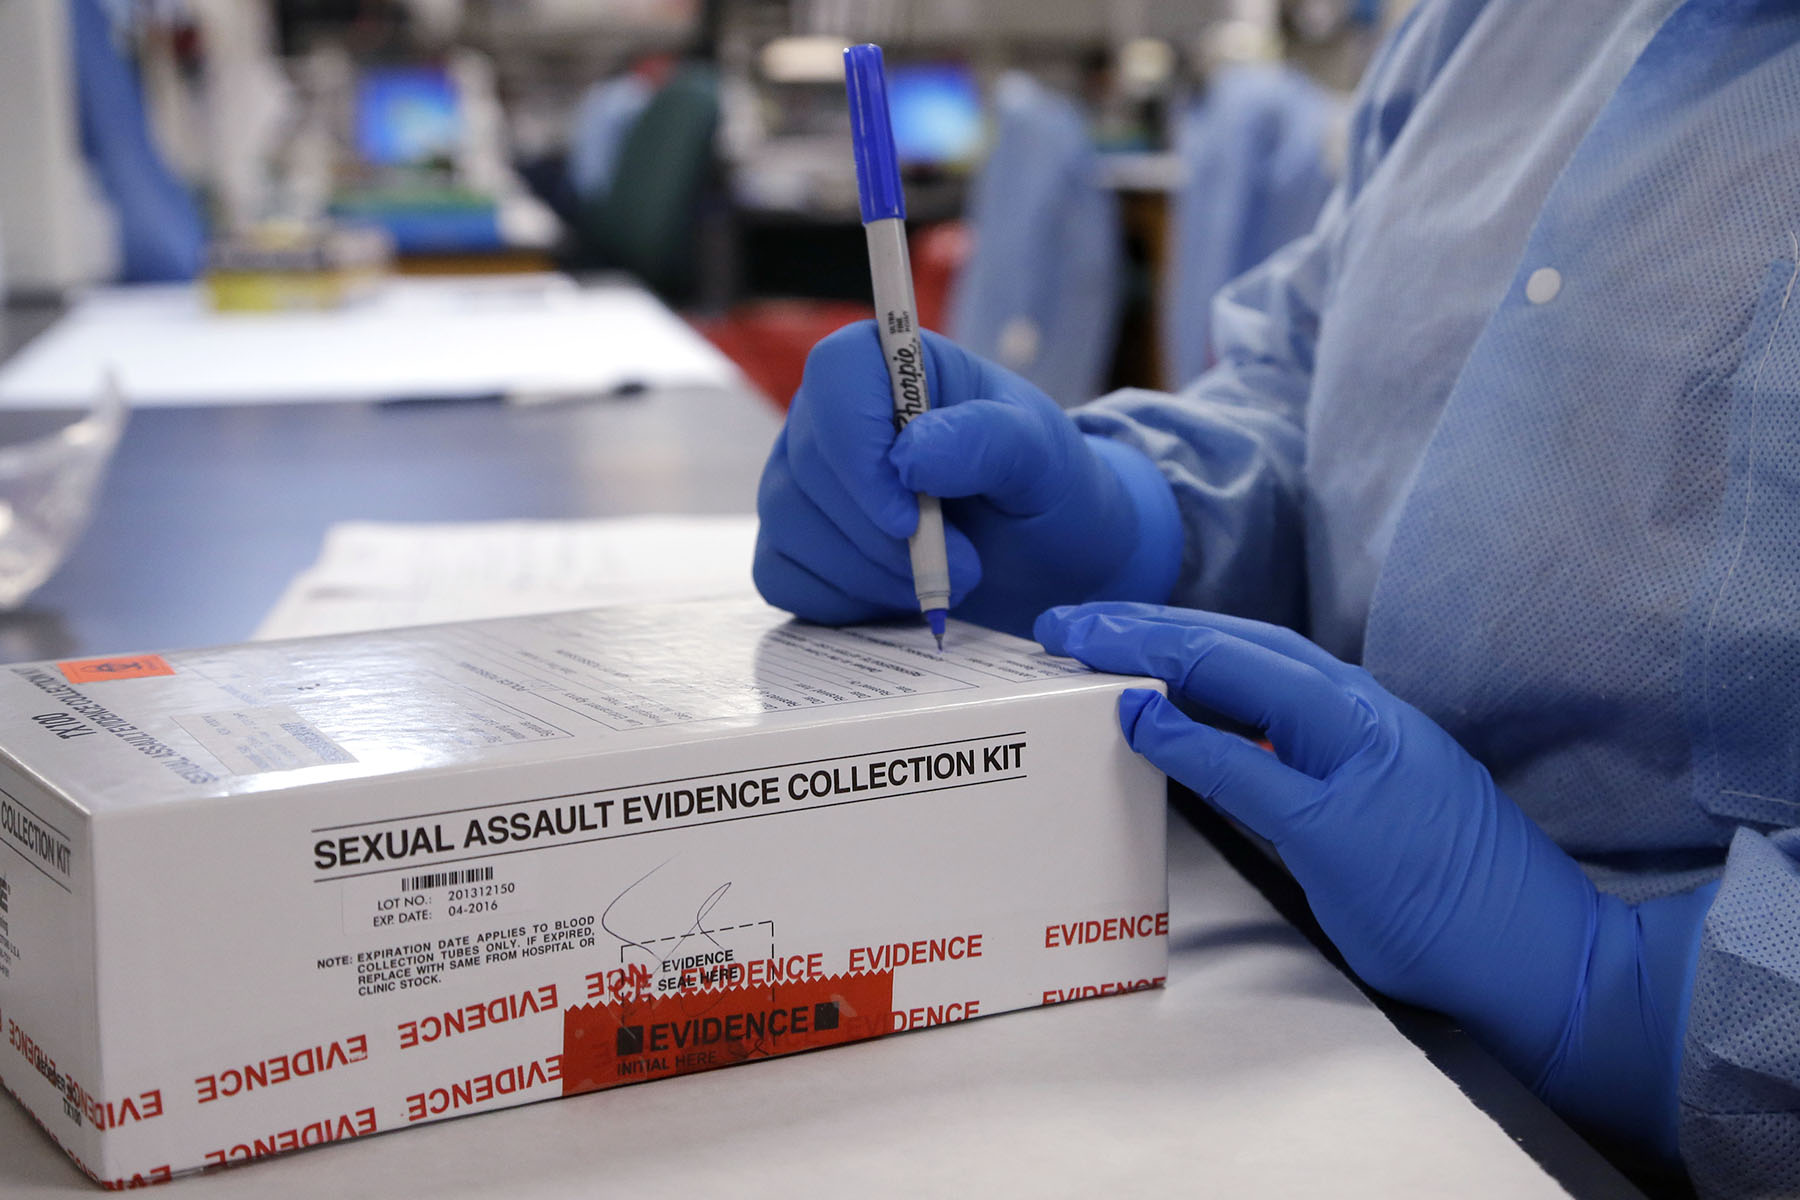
[338,858,544,937]
[174,706,355,775]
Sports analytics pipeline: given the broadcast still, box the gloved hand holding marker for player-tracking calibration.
[756,43,1186,645]
[753,323,1183,639]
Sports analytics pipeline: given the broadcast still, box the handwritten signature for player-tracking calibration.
[601,858,738,971]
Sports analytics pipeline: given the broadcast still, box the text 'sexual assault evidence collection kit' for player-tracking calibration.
[0,598,1167,1186]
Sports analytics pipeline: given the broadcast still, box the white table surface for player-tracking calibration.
[0,276,743,409]
[0,811,1569,1198]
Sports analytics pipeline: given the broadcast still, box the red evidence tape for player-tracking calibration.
[561,971,895,1095]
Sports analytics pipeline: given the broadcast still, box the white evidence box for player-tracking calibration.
[0,597,1168,1185]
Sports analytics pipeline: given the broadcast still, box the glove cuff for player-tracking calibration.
[1535,882,1718,1164]
[1085,435,1182,606]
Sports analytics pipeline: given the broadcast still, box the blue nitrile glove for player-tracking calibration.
[1036,602,1720,1162]
[753,322,1181,637]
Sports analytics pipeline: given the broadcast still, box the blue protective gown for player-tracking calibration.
[949,73,1124,407]
[1070,0,1800,1192]
[1162,64,1342,390]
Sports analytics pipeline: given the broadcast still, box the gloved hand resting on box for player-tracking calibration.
[753,322,1182,638]
[1035,601,1717,1163]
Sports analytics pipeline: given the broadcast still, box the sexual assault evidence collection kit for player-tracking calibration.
[0,598,1167,1185]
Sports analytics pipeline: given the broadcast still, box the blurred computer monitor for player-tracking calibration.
[355,66,462,169]
[887,63,982,168]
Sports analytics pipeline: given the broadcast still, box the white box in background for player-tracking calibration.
[0,598,1167,1186]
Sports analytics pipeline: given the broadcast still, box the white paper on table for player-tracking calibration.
[0,276,744,408]
[253,514,761,640]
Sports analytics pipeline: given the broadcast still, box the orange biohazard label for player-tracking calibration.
[57,654,176,684]
[561,971,894,1095]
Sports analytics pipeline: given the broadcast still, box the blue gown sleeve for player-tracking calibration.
[1069,0,1494,629]
[1679,826,1800,1197]
[1071,232,1323,629]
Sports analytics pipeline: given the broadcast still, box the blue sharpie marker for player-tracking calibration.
[845,43,952,651]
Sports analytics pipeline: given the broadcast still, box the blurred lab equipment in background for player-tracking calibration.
[568,61,721,304]
[70,0,205,283]
[948,71,1123,407]
[0,0,1382,394]
[566,65,659,205]
[1162,60,1344,388]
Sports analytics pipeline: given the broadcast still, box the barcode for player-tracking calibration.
[401,867,494,893]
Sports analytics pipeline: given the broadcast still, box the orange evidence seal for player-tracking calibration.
[57,654,176,684]
[562,970,894,1095]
